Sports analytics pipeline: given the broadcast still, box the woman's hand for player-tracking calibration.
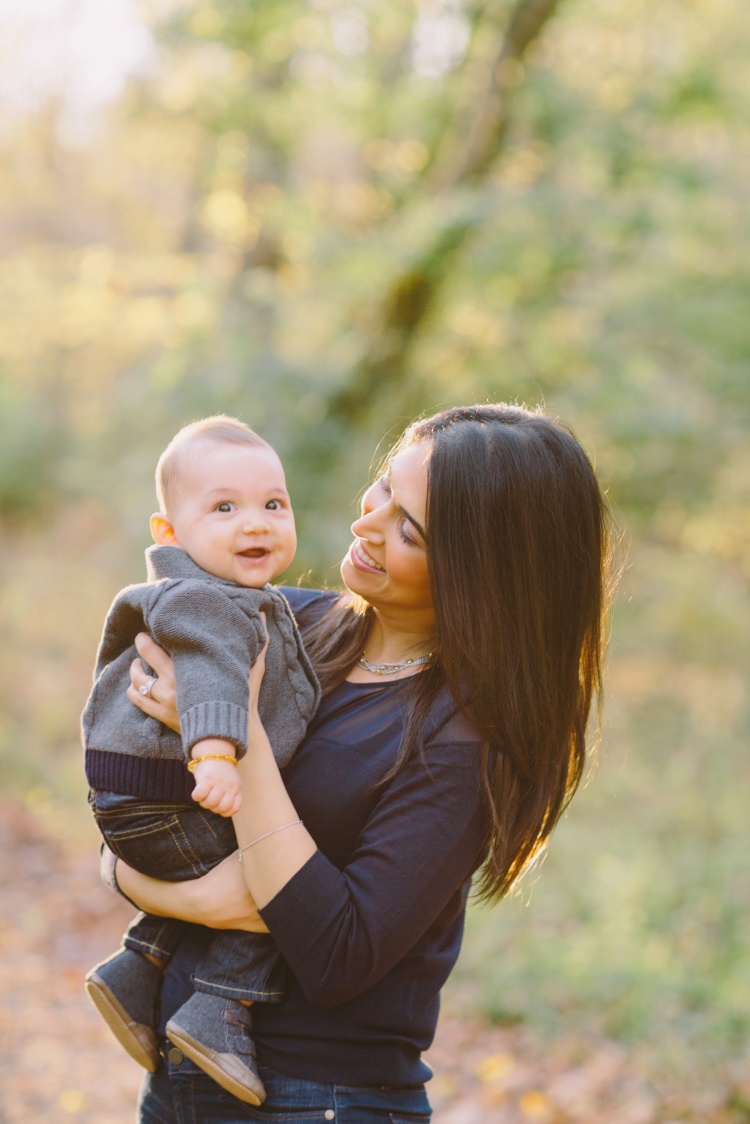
[127,632,179,732]
[128,612,268,735]
[115,853,270,933]
[247,612,269,719]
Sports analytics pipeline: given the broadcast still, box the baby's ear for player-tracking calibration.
[150,513,179,546]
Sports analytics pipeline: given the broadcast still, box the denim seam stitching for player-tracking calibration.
[126,935,173,958]
[192,975,285,999]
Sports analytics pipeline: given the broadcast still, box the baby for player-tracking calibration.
[82,416,320,1106]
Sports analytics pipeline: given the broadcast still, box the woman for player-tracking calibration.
[117,403,614,1122]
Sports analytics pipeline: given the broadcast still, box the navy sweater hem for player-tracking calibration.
[85,748,195,804]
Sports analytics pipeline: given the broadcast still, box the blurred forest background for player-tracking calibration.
[1,0,748,1119]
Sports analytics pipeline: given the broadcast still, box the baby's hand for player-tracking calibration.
[191,758,242,817]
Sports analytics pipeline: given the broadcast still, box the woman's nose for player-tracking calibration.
[351,507,383,540]
[351,481,386,538]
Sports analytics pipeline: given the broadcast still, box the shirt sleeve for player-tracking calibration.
[259,740,489,1008]
[145,580,265,759]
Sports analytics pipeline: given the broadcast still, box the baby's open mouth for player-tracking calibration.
[238,548,268,558]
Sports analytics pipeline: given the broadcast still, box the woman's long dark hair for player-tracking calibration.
[302,404,615,902]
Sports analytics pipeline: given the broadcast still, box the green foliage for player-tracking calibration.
[0,385,66,520]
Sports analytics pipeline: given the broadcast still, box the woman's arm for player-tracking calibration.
[115,853,270,933]
[259,740,488,1007]
[227,624,318,905]
[231,712,317,909]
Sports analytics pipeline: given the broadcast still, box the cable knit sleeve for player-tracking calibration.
[145,580,265,759]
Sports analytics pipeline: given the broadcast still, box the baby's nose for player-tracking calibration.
[242,515,269,533]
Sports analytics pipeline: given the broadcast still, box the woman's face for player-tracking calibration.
[341,441,434,624]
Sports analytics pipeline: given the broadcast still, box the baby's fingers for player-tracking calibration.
[191,777,211,804]
[192,780,240,818]
[214,789,242,817]
[227,790,242,816]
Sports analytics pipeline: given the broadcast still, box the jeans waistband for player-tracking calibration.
[158,1043,431,1120]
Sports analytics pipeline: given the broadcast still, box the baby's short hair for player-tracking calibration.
[156,415,269,515]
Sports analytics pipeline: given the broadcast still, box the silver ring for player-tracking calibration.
[138,676,157,699]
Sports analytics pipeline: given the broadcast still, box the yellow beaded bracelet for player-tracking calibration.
[187,754,238,773]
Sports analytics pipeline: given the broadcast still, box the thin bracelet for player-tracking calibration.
[187,754,238,773]
[238,819,303,861]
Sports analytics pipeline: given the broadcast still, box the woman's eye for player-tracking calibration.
[216,502,234,513]
[397,518,417,547]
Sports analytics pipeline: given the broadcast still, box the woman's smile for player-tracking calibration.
[348,539,385,574]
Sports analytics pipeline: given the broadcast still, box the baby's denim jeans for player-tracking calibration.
[90,789,285,1003]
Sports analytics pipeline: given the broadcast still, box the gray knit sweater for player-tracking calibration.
[82,545,321,804]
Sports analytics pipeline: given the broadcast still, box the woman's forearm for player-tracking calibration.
[115,855,270,933]
[117,861,196,918]
[233,715,317,909]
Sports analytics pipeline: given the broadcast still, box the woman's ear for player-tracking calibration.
[150,513,179,546]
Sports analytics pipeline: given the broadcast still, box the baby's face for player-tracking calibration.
[167,443,297,587]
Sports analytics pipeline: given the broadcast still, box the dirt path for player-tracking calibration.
[1,798,743,1123]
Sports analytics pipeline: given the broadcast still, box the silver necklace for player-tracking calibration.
[357,650,435,676]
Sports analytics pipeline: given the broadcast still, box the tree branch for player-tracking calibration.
[325,0,563,428]
[443,0,561,186]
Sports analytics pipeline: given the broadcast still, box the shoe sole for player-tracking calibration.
[165,1020,266,1105]
[85,973,159,1072]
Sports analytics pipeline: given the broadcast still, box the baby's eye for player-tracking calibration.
[265,499,282,510]
[216,501,235,513]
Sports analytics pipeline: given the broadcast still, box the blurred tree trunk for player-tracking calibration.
[327,0,562,427]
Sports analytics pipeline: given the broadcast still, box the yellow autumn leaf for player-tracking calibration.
[58,1088,85,1114]
[519,1090,553,1120]
[475,1051,515,1083]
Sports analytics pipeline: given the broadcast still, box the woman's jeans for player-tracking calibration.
[138,1053,432,1123]
[90,789,285,1003]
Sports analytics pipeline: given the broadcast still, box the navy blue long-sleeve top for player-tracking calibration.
[160,587,490,1087]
